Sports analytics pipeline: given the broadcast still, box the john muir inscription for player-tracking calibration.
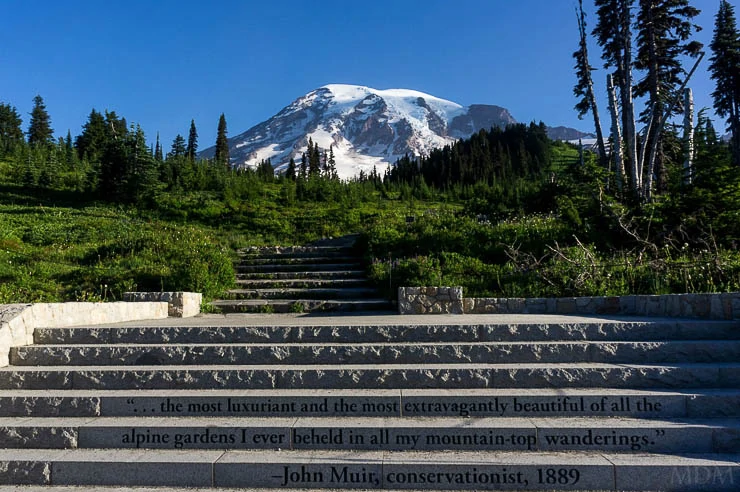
[113,394,675,418]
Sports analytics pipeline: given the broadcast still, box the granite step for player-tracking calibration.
[1,448,739,490]
[11,340,740,367]
[236,263,364,274]
[237,270,367,280]
[3,388,737,418]
[209,299,393,314]
[225,287,382,301]
[32,320,740,345]
[1,363,738,390]
[0,416,737,454]
[238,246,356,257]
[235,279,370,289]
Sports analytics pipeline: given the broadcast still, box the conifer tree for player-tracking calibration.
[154,132,163,161]
[0,103,23,154]
[299,152,308,178]
[75,109,107,161]
[286,157,297,180]
[709,0,740,165]
[573,0,607,169]
[27,95,53,147]
[214,113,230,168]
[169,134,186,159]
[186,119,198,161]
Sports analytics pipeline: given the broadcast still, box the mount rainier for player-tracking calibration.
[200,84,585,179]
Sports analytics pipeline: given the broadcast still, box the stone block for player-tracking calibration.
[609,453,740,491]
[123,292,201,318]
[51,449,221,487]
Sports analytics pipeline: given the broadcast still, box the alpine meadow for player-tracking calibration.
[1,0,739,307]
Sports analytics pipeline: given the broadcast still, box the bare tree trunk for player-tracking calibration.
[683,88,694,185]
[607,74,625,191]
[617,0,640,195]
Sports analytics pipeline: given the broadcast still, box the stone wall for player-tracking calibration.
[123,292,202,318]
[399,287,740,320]
[0,301,169,367]
[398,287,463,314]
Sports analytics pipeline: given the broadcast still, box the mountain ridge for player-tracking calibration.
[200,84,586,178]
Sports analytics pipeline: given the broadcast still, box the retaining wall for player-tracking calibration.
[399,287,740,320]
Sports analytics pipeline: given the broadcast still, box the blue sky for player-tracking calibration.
[0,0,724,150]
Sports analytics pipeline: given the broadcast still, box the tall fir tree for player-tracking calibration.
[709,0,740,165]
[75,109,107,161]
[0,103,23,154]
[635,0,703,197]
[573,0,608,169]
[27,95,53,147]
[154,132,164,161]
[169,134,187,159]
[286,157,297,180]
[214,113,230,168]
[186,119,198,161]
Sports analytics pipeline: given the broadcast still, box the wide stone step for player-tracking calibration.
[3,388,737,418]
[210,299,393,314]
[12,340,740,366]
[238,246,356,257]
[3,388,738,419]
[1,416,737,454]
[236,263,364,274]
[2,448,739,490]
[225,287,382,301]
[236,278,370,289]
[237,270,367,280]
[32,320,740,345]
[1,363,738,390]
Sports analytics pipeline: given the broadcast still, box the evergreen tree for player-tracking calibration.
[169,134,186,159]
[299,152,308,178]
[186,119,198,160]
[286,157,297,180]
[75,109,107,161]
[0,103,23,154]
[27,95,53,147]
[155,132,164,161]
[308,138,320,175]
[635,0,703,197]
[573,0,607,168]
[709,0,740,165]
[214,113,230,167]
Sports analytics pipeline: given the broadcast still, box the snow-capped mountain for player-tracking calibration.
[199,84,514,179]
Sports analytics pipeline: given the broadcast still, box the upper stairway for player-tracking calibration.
[211,236,393,314]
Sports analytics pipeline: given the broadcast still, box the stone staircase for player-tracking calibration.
[211,237,392,314]
[1,314,740,490]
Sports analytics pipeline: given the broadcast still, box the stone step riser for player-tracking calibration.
[225,288,382,301]
[2,391,736,418]
[240,257,362,266]
[210,300,393,314]
[12,341,740,367]
[238,247,356,257]
[236,264,363,274]
[1,365,738,390]
[237,271,366,280]
[1,422,736,454]
[2,450,739,490]
[32,322,740,345]
[235,279,370,289]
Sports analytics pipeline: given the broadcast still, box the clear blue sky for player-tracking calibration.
[0,0,723,150]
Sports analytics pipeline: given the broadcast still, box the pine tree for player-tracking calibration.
[169,134,187,159]
[0,103,23,154]
[573,0,608,169]
[709,0,740,165]
[299,152,308,178]
[635,0,703,198]
[214,113,229,168]
[75,109,107,161]
[286,157,297,180]
[154,132,163,161]
[27,95,53,147]
[186,119,198,161]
